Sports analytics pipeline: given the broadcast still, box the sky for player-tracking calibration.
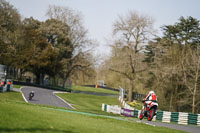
[7,0,200,56]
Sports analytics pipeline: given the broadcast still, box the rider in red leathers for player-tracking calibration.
[142,91,157,113]
[139,90,158,121]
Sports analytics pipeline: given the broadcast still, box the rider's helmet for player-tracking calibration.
[149,90,155,95]
[31,91,34,93]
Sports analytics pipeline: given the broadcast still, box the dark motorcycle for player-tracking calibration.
[29,91,34,100]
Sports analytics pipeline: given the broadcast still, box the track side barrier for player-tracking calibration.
[102,103,200,126]
[198,114,200,126]
[104,95,200,126]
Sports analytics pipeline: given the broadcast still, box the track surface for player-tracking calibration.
[21,86,73,109]
[136,119,200,133]
[20,86,200,133]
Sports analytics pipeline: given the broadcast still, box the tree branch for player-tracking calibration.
[109,68,132,80]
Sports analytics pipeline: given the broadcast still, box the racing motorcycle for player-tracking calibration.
[29,91,34,100]
[139,100,158,121]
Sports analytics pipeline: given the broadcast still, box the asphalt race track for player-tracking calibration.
[135,119,200,133]
[21,86,73,109]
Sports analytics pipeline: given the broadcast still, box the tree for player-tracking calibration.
[14,17,41,79]
[145,16,200,113]
[145,40,186,111]
[68,53,96,85]
[181,46,200,113]
[110,11,154,102]
[46,5,89,51]
[0,0,21,67]
[97,58,129,89]
[21,17,61,84]
[162,16,200,46]
[46,5,95,87]
[161,16,200,113]
[39,18,73,75]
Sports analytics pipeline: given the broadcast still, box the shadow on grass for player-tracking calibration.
[0,127,74,133]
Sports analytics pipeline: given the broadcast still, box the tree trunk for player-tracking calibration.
[17,68,24,80]
[128,87,133,102]
[169,93,173,112]
[40,74,44,85]
[192,81,197,113]
[53,77,56,86]
[62,78,66,88]
[192,57,199,113]
[192,92,196,113]
[128,81,133,102]
[36,73,40,85]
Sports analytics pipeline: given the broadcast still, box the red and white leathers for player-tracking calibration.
[142,91,157,110]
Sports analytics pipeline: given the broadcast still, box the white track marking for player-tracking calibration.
[53,91,75,109]
[20,87,28,103]
[136,120,156,127]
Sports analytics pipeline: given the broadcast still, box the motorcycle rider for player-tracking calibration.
[29,91,34,100]
[142,90,157,113]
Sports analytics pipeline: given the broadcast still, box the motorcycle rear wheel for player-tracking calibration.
[147,108,155,121]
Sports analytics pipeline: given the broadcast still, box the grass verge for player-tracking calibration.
[0,91,24,102]
[56,93,119,114]
[72,85,119,95]
[13,84,22,89]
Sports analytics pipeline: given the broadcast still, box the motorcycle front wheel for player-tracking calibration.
[139,111,144,120]
[29,96,32,100]
[147,108,155,121]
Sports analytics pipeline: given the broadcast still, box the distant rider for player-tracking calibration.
[142,91,157,111]
[29,91,34,100]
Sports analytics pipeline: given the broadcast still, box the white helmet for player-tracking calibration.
[149,91,155,94]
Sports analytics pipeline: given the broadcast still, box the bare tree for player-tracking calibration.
[148,16,200,113]
[147,39,200,113]
[181,46,200,113]
[46,5,92,52]
[110,11,154,102]
[148,41,185,112]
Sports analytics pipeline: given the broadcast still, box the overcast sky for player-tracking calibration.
[8,0,200,56]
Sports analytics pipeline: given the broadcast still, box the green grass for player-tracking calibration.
[56,93,119,114]
[0,91,24,102]
[13,84,22,88]
[72,85,119,95]
[0,92,185,133]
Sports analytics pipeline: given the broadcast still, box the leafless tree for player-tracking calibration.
[181,46,200,113]
[46,5,93,53]
[110,11,155,102]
